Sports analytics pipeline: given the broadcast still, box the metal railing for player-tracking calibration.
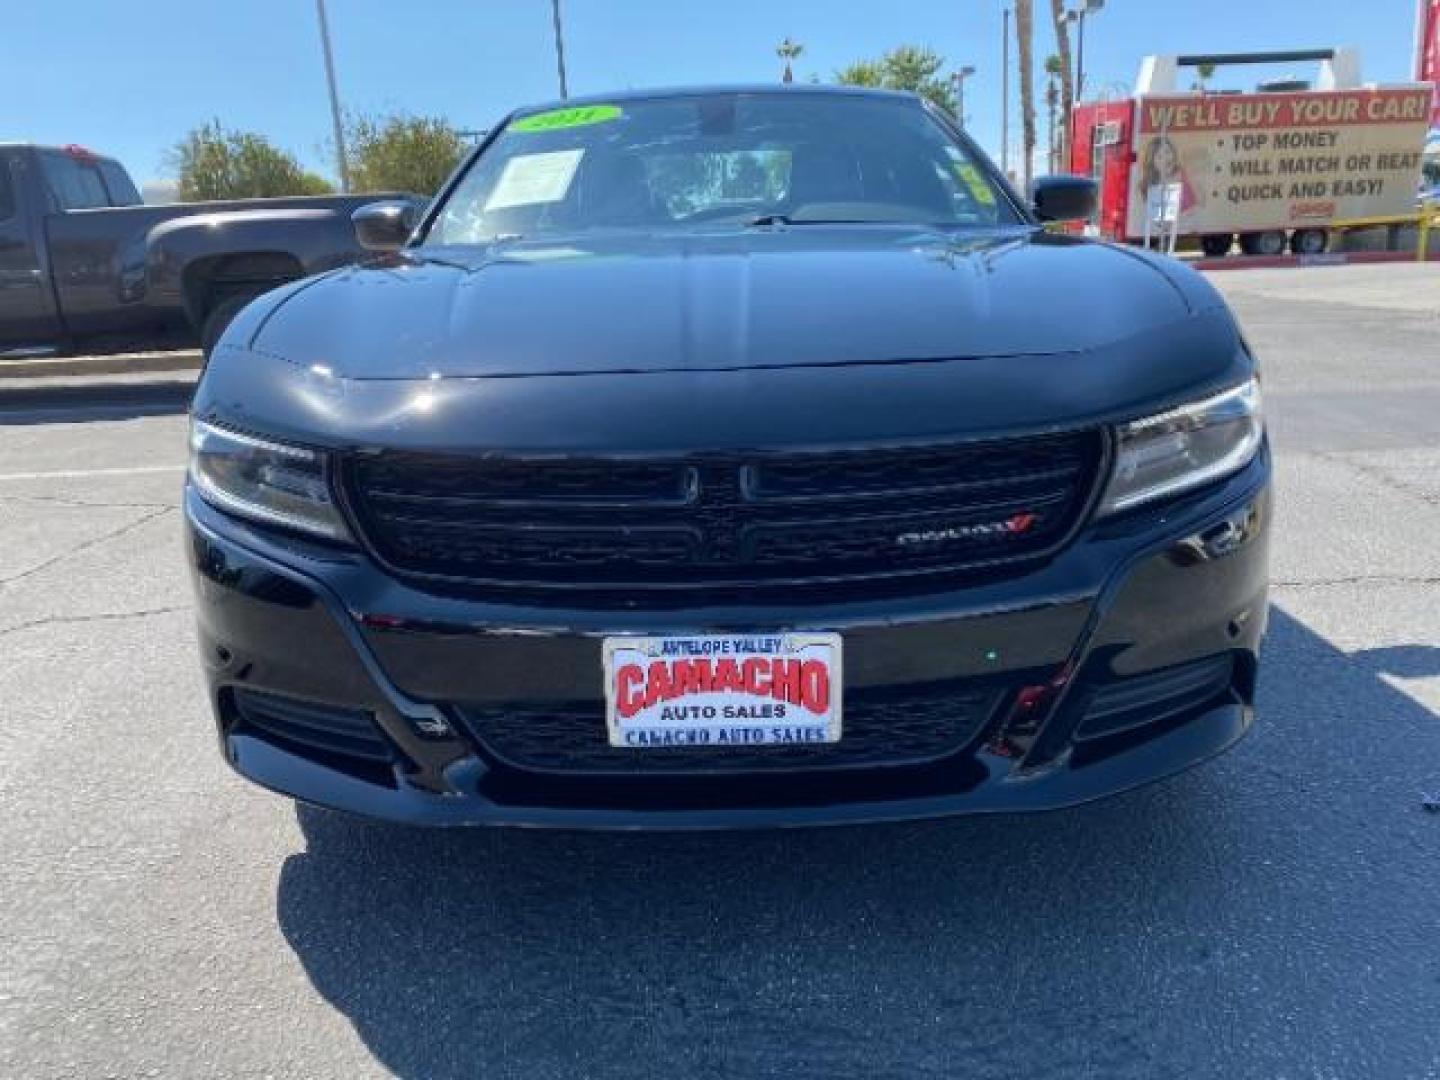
[1327,201,1440,262]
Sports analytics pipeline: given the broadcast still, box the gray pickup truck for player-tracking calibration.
[0,143,415,357]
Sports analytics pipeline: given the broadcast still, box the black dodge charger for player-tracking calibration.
[186,86,1270,827]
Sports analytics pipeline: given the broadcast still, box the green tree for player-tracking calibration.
[1016,0,1037,187]
[170,121,332,201]
[344,113,468,195]
[1045,55,1062,172]
[834,46,958,115]
[1048,0,1075,164]
[1193,62,1217,92]
[834,59,886,89]
[776,37,804,83]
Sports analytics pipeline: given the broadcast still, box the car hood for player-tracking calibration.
[244,227,1216,380]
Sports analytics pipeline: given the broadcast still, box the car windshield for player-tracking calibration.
[423,92,1020,245]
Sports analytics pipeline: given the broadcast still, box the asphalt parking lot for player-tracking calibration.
[2,263,1438,1079]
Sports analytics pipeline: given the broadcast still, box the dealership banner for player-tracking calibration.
[1126,88,1431,237]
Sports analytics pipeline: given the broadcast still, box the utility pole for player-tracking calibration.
[1001,5,1011,176]
[551,0,569,99]
[314,0,349,192]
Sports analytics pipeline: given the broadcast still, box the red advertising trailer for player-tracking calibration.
[1417,0,1440,196]
[1069,48,1433,256]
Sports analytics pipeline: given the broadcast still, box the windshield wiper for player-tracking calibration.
[743,214,884,227]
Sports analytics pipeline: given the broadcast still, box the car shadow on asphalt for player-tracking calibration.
[0,381,193,426]
[273,606,1440,1080]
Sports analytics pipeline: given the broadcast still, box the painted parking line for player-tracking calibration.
[0,464,184,482]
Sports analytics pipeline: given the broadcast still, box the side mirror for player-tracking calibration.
[1030,175,1098,223]
[352,200,419,252]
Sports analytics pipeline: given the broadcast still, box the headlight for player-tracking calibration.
[1099,377,1263,515]
[189,419,350,541]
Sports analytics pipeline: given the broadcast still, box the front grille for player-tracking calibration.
[460,680,1006,774]
[341,430,1103,595]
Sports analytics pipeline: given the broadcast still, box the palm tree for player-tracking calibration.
[1016,0,1036,187]
[776,38,804,84]
[1045,55,1061,172]
[1048,0,1075,164]
[1194,61,1216,93]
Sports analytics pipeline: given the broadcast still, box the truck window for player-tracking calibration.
[0,160,15,221]
[98,159,142,206]
[40,151,110,210]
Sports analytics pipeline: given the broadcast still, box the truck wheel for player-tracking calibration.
[1200,234,1234,257]
[1290,229,1328,255]
[200,293,258,358]
[1239,231,1287,257]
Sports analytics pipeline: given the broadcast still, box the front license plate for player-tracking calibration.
[602,633,843,750]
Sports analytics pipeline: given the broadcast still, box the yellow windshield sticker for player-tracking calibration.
[955,162,998,206]
[512,105,622,133]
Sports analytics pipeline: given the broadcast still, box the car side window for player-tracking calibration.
[98,160,142,206]
[0,160,15,221]
[39,151,110,210]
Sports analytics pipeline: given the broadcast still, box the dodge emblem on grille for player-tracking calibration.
[895,512,1040,548]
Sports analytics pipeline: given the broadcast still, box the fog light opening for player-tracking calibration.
[988,661,1076,756]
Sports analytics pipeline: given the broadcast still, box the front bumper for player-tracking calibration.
[185,450,1271,828]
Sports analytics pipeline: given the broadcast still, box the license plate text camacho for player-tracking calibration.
[602,634,843,749]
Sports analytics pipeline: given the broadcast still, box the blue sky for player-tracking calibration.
[8,0,1429,189]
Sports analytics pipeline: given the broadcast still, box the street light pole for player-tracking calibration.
[314,0,349,192]
[1001,5,1010,176]
[1067,0,1104,106]
[551,0,569,100]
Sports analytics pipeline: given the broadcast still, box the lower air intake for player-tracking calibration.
[1074,655,1237,742]
[231,688,394,768]
[461,679,1008,774]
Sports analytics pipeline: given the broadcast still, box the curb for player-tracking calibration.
[0,375,194,413]
[1195,250,1440,272]
[0,369,196,416]
[0,349,202,381]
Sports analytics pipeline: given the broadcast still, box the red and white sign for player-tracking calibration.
[1418,0,1440,126]
[1125,87,1432,238]
[1136,89,1431,133]
[603,633,842,749]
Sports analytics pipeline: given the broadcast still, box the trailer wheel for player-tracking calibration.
[1239,231,1287,257]
[1200,234,1234,257]
[1290,228,1328,256]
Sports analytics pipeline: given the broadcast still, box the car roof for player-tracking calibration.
[509,84,926,119]
[0,142,122,163]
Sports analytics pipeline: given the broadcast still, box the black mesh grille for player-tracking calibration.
[460,680,1006,774]
[748,437,1094,500]
[231,689,394,765]
[1074,655,1237,742]
[341,431,1103,595]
